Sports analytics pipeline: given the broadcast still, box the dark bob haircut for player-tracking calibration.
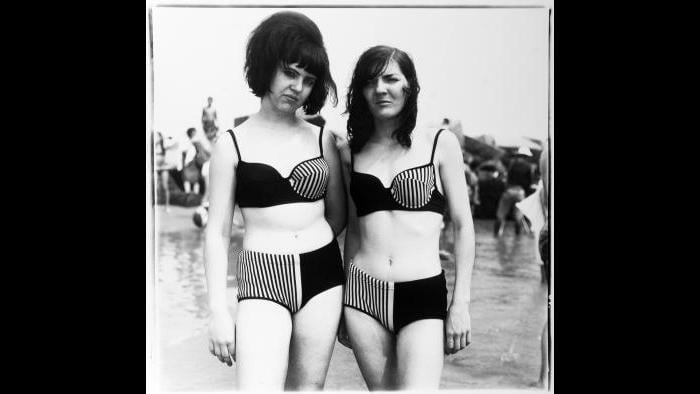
[245,11,337,115]
[346,45,420,153]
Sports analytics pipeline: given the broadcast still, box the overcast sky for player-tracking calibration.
[150,5,550,146]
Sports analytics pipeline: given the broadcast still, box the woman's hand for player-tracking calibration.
[444,303,471,355]
[208,310,236,366]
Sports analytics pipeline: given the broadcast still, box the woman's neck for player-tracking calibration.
[369,117,400,145]
[256,98,300,129]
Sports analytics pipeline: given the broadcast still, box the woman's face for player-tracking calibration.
[267,62,317,113]
[362,59,408,121]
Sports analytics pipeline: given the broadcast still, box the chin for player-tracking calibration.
[373,110,400,120]
[277,104,299,113]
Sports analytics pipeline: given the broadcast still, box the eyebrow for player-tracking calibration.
[285,65,317,79]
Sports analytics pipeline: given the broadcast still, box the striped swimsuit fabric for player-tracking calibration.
[288,157,329,200]
[237,239,344,314]
[344,261,447,334]
[350,129,447,217]
[391,164,437,208]
[228,127,329,208]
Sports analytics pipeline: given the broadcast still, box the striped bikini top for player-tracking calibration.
[228,128,329,208]
[350,129,446,217]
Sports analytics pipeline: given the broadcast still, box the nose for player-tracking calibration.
[290,76,303,93]
[373,79,388,95]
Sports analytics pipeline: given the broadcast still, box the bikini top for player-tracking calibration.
[228,127,329,208]
[350,129,446,217]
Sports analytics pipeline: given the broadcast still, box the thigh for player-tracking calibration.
[496,193,511,218]
[235,299,293,391]
[160,169,169,187]
[344,307,397,390]
[285,285,343,390]
[396,319,444,389]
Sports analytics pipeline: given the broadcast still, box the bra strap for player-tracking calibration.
[227,129,242,161]
[430,129,445,162]
[318,125,325,156]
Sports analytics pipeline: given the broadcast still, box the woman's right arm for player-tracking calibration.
[337,140,358,348]
[338,142,360,273]
[204,132,238,366]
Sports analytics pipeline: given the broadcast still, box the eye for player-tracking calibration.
[303,78,316,87]
[283,68,297,78]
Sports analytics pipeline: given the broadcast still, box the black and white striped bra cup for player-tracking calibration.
[389,165,436,208]
[288,157,329,200]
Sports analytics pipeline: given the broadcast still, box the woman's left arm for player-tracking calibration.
[437,131,476,355]
[323,129,347,237]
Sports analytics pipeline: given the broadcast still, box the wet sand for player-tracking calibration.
[150,205,548,391]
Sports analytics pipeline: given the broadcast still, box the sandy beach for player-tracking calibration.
[149,205,548,392]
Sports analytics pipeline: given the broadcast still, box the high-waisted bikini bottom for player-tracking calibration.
[343,261,447,334]
[236,239,344,314]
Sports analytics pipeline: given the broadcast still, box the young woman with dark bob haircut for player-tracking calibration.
[204,11,346,390]
[339,45,475,389]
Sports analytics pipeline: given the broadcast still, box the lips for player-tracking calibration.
[282,94,298,101]
[375,100,392,105]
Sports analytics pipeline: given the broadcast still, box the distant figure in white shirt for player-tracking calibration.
[202,96,218,135]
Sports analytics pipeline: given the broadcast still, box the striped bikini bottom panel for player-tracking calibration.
[343,260,448,334]
[235,239,345,314]
[343,261,395,332]
[236,250,303,314]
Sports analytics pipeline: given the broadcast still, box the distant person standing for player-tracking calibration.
[181,127,201,194]
[473,160,506,219]
[202,96,218,135]
[494,146,536,236]
[507,146,537,196]
[198,125,220,206]
[154,131,179,212]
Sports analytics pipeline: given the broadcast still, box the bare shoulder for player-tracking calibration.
[212,129,236,161]
[413,126,452,146]
[231,119,255,137]
[437,127,460,147]
[434,128,461,162]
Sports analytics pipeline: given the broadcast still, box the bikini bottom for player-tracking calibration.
[236,239,344,314]
[343,260,447,334]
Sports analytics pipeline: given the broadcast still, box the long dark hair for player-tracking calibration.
[345,45,420,153]
[245,11,337,115]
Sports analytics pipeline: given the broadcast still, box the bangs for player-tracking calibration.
[281,41,328,78]
[359,51,395,83]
